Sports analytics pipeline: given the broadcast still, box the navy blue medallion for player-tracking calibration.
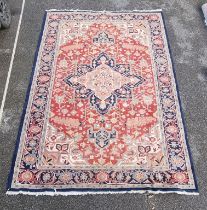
[64,53,145,114]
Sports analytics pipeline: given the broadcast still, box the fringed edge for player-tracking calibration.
[45,9,163,13]
[6,189,199,196]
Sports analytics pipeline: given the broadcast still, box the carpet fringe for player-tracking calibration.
[6,189,199,196]
[45,9,163,13]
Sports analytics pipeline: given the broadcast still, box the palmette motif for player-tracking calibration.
[9,11,197,193]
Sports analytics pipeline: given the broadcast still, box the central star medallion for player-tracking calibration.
[64,53,145,114]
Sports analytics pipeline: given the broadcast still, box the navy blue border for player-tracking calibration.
[160,11,198,192]
[7,11,48,190]
[7,10,198,195]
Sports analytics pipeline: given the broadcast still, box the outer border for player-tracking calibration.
[160,11,198,192]
[7,10,198,195]
[6,11,48,191]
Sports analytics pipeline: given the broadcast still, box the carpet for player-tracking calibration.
[7,10,198,195]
